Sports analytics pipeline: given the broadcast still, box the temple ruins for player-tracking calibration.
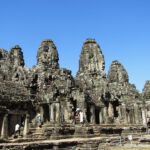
[0,39,150,149]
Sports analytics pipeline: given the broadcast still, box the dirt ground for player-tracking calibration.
[109,144,150,150]
[110,148,150,150]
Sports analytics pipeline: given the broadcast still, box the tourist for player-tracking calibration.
[71,106,75,112]
[76,108,80,116]
[14,124,20,138]
[79,110,84,126]
[71,112,75,124]
[37,113,41,128]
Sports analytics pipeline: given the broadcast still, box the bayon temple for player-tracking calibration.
[0,38,150,149]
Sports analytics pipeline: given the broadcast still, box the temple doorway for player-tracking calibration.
[43,104,50,123]
[113,101,119,118]
[8,114,21,136]
[86,104,91,123]
[95,108,99,124]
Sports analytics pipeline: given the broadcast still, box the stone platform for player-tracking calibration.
[1,134,150,150]
[0,123,148,150]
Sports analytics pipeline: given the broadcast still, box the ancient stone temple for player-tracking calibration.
[0,38,149,149]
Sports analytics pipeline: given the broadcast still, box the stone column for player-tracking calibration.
[129,109,136,124]
[127,111,131,124]
[1,114,8,139]
[142,109,147,126]
[23,114,30,137]
[64,102,71,123]
[108,102,114,118]
[40,105,44,123]
[55,103,60,124]
[60,105,64,122]
[90,105,95,124]
[99,108,103,124]
[83,108,87,123]
[131,109,135,124]
[118,105,122,119]
[103,106,108,124]
[139,108,143,124]
[134,104,139,124]
[64,108,68,122]
[122,103,127,124]
[50,104,54,123]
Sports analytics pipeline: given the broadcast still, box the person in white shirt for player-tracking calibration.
[76,108,80,116]
[37,113,41,120]
[79,111,84,126]
[37,113,41,128]
[14,124,20,137]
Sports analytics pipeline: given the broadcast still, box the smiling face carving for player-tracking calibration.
[37,39,59,69]
[79,38,105,73]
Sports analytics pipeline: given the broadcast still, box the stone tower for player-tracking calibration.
[37,39,59,70]
[76,39,106,89]
[9,45,24,68]
[107,60,129,83]
[142,80,150,100]
[78,38,105,74]
[0,49,8,80]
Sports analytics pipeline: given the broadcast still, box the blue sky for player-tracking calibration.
[0,0,150,92]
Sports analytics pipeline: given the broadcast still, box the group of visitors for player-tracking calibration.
[14,108,85,138]
[14,113,41,138]
[71,107,84,126]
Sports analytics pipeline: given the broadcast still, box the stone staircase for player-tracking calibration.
[75,115,80,124]
[8,121,147,143]
[28,127,44,138]
[7,126,46,143]
[6,123,148,145]
[92,126,100,136]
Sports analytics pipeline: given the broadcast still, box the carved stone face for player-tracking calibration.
[9,46,24,67]
[37,39,59,69]
[142,80,150,99]
[108,60,128,83]
[79,38,105,73]
[41,53,47,63]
